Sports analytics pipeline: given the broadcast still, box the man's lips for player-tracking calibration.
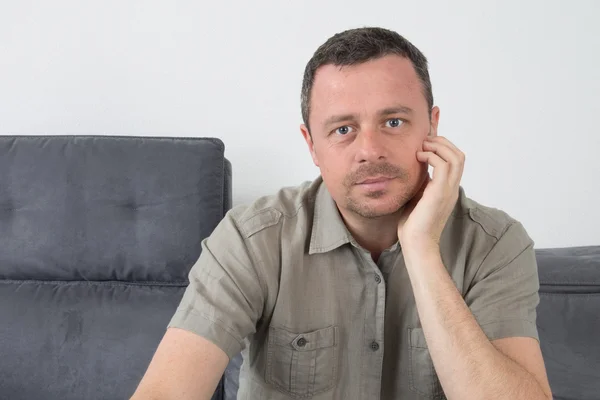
[356,176,395,185]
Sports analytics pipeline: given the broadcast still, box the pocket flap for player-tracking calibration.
[409,327,429,349]
[270,326,338,351]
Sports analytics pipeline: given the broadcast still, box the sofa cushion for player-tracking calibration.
[0,281,185,399]
[0,136,231,400]
[0,136,229,283]
[536,246,600,400]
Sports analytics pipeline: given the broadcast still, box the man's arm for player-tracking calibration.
[130,328,229,400]
[397,136,552,400]
[130,208,265,399]
[403,249,552,400]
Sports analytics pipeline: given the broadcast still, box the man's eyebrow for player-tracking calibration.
[323,113,358,127]
[379,106,414,116]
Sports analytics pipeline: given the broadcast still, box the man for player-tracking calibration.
[131,27,552,399]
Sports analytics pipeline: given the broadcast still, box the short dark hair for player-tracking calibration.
[301,27,434,132]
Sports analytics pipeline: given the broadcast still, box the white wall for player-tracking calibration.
[1,0,598,248]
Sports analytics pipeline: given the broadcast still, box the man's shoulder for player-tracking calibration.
[227,178,319,239]
[446,187,535,280]
[453,187,531,244]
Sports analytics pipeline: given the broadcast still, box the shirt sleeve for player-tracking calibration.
[168,209,265,359]
[464,221,540,342]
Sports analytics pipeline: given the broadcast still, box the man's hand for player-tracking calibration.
[396,136,552,400]
[397,136,465,250]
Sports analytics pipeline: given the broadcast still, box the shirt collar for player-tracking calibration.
[309,178,355,255]
[309,178,469,255]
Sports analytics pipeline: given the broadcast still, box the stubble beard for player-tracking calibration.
[344,184,413,219]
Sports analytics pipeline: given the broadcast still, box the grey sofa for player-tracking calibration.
[1,135,598,400]
[0,135,231,400]
[536,246,600,400]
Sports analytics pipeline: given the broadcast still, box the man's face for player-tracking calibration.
[301,55,440,219]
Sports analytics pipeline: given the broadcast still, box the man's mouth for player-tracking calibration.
[356,176,394,185]
[354,176,397,192]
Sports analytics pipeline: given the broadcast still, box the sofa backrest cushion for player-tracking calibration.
[536,246,600,400]
[0,136,231,400]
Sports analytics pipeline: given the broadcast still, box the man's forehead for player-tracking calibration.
[312,56,420,92]
[310,56,422,116]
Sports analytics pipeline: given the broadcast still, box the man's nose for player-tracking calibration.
[355,129,387,163]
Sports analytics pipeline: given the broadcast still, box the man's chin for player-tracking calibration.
[346,195,406,219]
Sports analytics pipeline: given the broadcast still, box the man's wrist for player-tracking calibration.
[401,239,442,268]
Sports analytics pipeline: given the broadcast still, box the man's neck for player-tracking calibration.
[338,208,402,257]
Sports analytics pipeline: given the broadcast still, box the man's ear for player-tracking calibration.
[300,124,319,167]
[429,106,440,137]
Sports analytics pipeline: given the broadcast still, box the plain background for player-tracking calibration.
[1,0,598,248]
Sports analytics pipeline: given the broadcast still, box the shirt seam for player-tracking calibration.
[245,238,269,306]
[233,217,271,306]
[238,194,306,227]
[478,318,537,328]
[309,192,322,253]
[468,207,513,241]
[237,208,282,238]
[174,307,245,350]
[310,238,351,253]
[470,222,532,284]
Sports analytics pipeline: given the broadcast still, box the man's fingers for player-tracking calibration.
[422,137,465,185]
[428,136,463,156]
[423,139,462,163]
[416,151,449,181]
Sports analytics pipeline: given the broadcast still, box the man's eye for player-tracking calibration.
[385,118,404,128]
[335,126,353,135]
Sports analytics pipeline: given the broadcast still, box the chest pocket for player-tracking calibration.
[408,328,446,399]
[266,325,338,398]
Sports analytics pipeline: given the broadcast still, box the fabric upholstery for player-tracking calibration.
[536,246,600,400]
[0,135,231,400]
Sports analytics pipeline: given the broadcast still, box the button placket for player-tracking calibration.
[357,250,386,398]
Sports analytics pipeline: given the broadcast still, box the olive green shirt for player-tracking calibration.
[169,177,540,399]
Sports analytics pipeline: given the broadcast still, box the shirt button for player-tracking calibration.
[370,341,380,351]
[297,337,307,347]
[374,274,382,284]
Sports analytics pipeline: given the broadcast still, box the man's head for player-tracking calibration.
[300,27,440,219]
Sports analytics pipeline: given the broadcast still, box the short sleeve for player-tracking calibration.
[168,210,265,359]
[464,221,540,342]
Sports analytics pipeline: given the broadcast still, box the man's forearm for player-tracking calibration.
[403,246,549,400]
